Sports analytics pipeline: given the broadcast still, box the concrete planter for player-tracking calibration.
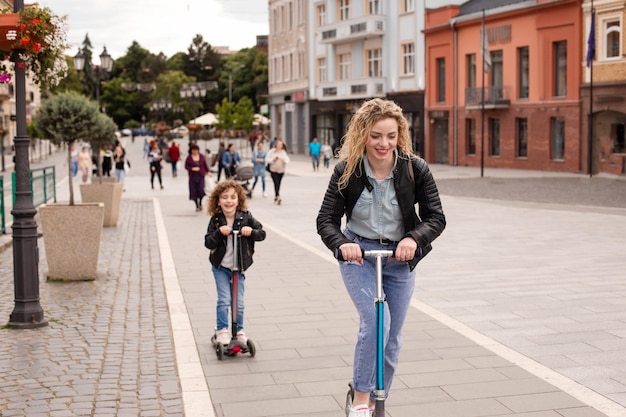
[79,182,123,227]
[39,203,104,281]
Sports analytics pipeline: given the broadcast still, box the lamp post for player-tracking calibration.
[228,65,245,103]
[8,0,47,328]
[73,46,114,108]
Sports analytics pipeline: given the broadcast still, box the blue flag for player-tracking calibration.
[586,10,596,67]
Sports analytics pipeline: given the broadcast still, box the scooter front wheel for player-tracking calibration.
[345,382,354,416]
[216,342,224,360]
[247,339,256,357]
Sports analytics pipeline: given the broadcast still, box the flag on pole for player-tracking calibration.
[482,12,491,73]
[586,9,596,67]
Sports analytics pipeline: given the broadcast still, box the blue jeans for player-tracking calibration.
[340,230,415,397]
[252,174,265,191]
[311,155,320,170]
[115,168,125,184]
[212,265,245,331]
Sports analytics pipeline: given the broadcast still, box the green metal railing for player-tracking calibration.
[11,165,57,210]
[0,175,5,234]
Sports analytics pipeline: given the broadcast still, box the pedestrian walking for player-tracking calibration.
[216,141,226,181]
[265,139,290,205]
[101,147,113,177]
[308,137,322,171]
[222,143,241,179]
[185,144,210,211]
[204,179,266,346]
[78,145,92,183]
[148,145,164,190]
[316,98,446,417]
[250,140,267,197]
[321,139,333,169]
[168,141,180,177]
[113,141,127,188]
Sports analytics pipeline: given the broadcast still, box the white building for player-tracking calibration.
[268,0,465,155]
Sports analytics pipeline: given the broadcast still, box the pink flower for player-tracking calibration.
[0,73,12,84]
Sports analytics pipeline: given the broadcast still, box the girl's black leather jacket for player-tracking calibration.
[316,154,446,271]
[205,210,266,271]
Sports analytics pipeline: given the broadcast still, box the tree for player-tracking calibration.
[34,92,100,205]
[214,97,255,133]
[184,34,220,82]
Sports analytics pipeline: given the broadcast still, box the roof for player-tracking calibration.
[458,0,532,16]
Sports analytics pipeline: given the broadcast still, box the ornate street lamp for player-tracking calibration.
[73,46,114,105]
[8,0,47,328]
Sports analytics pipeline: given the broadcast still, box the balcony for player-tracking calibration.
[316,78,385,101]
[465,86,510,109]
[319,15,384,44]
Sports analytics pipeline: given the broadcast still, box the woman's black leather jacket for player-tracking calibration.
[205,210,266,271]
[316,154,446,270]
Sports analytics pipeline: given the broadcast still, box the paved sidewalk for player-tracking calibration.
[0,136,625,416]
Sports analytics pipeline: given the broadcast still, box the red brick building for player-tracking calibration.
[424,0,584,173]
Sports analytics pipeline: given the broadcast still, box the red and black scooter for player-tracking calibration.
[211,230,256,360]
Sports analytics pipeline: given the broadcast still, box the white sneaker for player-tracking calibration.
[236,330,247,344]
[348,405,371,417]
[215,329,230,345]
[262,191,267,197]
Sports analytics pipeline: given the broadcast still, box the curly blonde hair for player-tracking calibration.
[337,98,413,189]
[207,179,249,215]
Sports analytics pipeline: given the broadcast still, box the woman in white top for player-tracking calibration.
[265,139,290,205]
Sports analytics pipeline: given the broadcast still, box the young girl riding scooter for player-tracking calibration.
[204,179,266,346]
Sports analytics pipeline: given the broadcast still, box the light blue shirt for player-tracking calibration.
[346,153,403,242]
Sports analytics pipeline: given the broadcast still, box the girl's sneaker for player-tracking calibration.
[236,330,247,344]
[215,329,230,345]
[348,404,370,417]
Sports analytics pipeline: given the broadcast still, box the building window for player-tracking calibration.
[368,0,381,15]
[338,53,351,80]
[489,118,500,156]
[518,46,529,99]
[339,0,350,21]
[554,41,567,97]
[367,48,382,78]
[551,117,565,160]
[288,1,293,30]
[318,57,327,82]
[402,43,415,75]
[490,50,503,88]
[516,117,528,158]
[316,4,326,27]
[466,118,476,155]
[401,0,415,13]
[436,57,445,102]
[297,0,304,26]
[273,8,278,33]
[605,20,621,59]
[467,54,476,88]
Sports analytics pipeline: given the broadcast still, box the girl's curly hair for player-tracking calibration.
[337,98,413,189]
[207,179,249,215]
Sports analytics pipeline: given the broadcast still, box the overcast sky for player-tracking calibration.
[35,0,269,59]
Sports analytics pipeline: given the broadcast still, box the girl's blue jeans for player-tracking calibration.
[212,265,245,331]
[252,174,265,191]
[339,230,415,397]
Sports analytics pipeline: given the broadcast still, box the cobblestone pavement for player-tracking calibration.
[0,199,184,417]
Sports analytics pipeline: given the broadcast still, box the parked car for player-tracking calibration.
[171,126,189,138]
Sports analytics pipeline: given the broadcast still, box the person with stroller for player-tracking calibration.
[185,144,210,211]
[250,140,267,198]
[222,143,241,179]
[204,179,266,346]
[316,98,446,417]
[265,139,290,205]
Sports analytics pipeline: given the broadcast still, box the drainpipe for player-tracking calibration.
[451,18,458,166]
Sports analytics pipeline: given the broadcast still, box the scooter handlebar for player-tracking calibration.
[334,247,423,261]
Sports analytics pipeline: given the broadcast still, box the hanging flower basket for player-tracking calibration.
[0,6,69,88]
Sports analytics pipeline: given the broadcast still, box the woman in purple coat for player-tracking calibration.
[185,144,210,211]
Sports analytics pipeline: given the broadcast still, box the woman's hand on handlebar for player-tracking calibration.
[338,243,363,265]
[395,237,418,262]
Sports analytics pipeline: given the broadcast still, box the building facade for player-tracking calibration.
[581,0,626,175]
[425,0,584,173]
[267,1,464,156]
